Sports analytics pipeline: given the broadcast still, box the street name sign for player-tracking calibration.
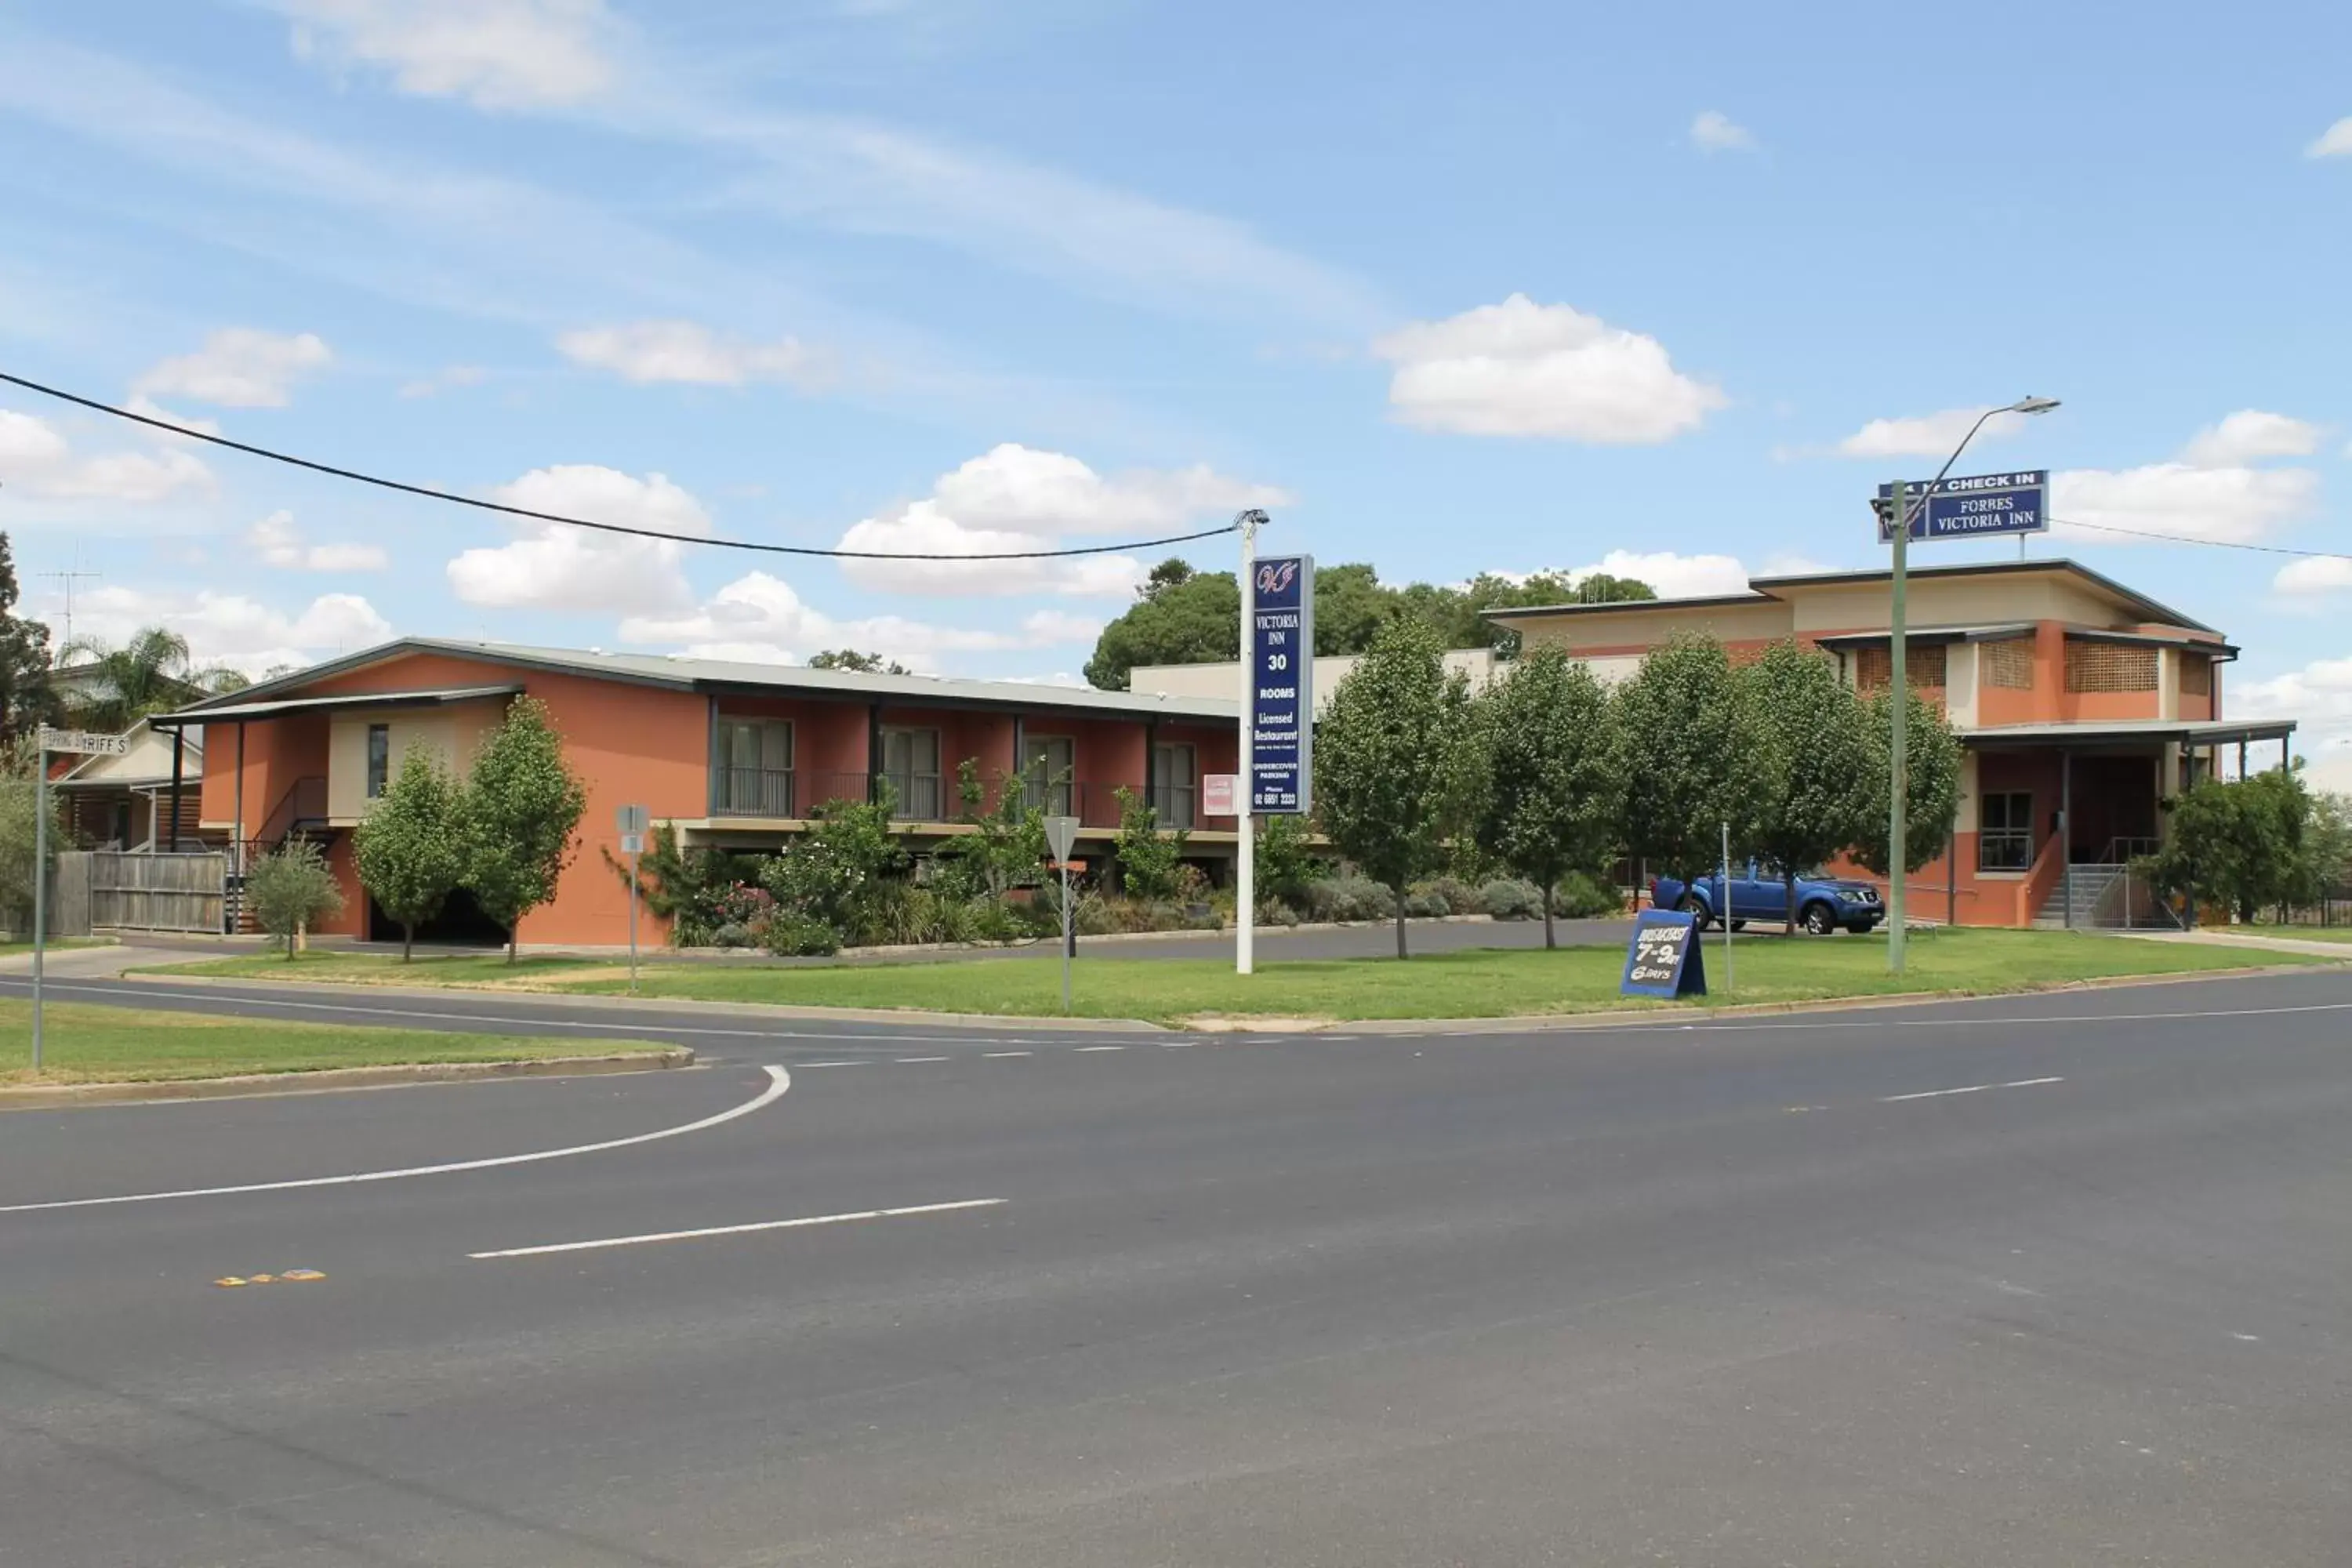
[1619,909,1708,999]
[1875,470,2048,543]
[1248,554,1314,815]
[38,728,128,757]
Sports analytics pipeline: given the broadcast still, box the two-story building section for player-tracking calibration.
[1489,559,2297,928]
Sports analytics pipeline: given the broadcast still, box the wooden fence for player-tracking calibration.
[89,851,228,934]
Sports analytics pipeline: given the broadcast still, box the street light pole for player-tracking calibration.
[1886,395,2060,975]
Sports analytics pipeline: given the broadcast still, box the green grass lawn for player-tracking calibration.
[136,929,2339,1025]
[2234,925,2352,943]
[0,938,113,955]
[0,999,674,1086]
[139,950,601,984]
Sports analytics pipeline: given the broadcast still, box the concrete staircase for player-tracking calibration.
[2034,864,2125,928]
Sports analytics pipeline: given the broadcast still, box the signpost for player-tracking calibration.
[1044,815,1080,1013]
[1236,510,1310,978]
[27,728,129,1072]
[1619,909,1707,1000]
[616,804,648,993]
[1873,470,2049,543]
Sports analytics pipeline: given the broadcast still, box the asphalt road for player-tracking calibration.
[4,971,2349,1566]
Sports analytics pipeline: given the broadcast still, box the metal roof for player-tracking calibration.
[1958,718,2296,747]
[154,683,524,726]
[157,639,1238,724]
[1483,560,2218,636]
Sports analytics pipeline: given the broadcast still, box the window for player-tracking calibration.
[713,717,793,816]
[1021,735,1075,817]
[2065,640,2157,692]
[883,728,942,820]
[2180,653,2212,698]
[1983,637,2035,689]
[1979,790,2034,871]
[365,724,390,799]
[1152,742,1197,828]
[1854,642,1947,693]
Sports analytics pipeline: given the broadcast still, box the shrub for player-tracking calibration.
[762,912,840,957]
[1259,899,1302,927]
[1552,870,1624,919]
[248,838,347,958]
[760,793,907,946]
[1304,874,1395,923]
[1402,887,1451,919]
[709,922,754,950]
[1481,878,1544,920]
[1114,786,1186,901]
[1423,874,1483,915]
[1254,812,1326,906]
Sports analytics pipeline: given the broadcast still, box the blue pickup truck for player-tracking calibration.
[1652,861,1886,935]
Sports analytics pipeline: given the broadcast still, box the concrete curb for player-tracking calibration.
[114,971,1172,1033]
[0,1047,696,1111]
[1275,959,2352,1035]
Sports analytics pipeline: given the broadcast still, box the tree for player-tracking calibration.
[1471,646,1624,949]
[808,648,912,675]
[1313,614,1465,958]
[1112,786,1186,902]
[1741,641,1871,932]
[2143,768,2324,923]
[0,737,64,935]
[1851,688,1963,880]
[246,838,345,960]
[760,787,907,947]
[352,747,465,961]
[459,697,588,961]
[56,626,243,731]
[0,535,56,746]
[1617,636,1766,887]
[1084,566,1240,688]
[1252,811,1326,913]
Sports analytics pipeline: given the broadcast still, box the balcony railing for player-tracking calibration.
[710,769,1236,832]
[713,767,796,818]
[1149,782,1198,830]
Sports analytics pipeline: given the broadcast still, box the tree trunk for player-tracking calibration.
[1393,892,1408,960]
[1541,877,1557,950]
[401,922,415,964]
[1785,870,1798,937]
[506,929,518,964]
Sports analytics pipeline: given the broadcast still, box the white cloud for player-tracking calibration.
[281,0,616,110]
[1567,549,1753,600]
[2273,556,2352,597]
[247,510,389,572]
[2180,409,2322,467]
[2050,463,2318,545]
[1689,110,1755,153]
[122,394,222,439]
[446,465,710,614]
[1374,294,1725,444]
[2307,117,2352,159]
[2232,655,2352,791]
[617,571,1098,670]
[134,328,331,408]
[0,407,214,502]
[557,320,826,387]
[1836,406,2024,459]
[835,444,1285,597]
[64,583,390,674]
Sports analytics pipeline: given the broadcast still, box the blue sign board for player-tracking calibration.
[1247,553,1314,815]
[1875,470,2049,543]
[1620,908,1707,999]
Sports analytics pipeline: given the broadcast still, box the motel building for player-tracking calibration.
[1136,558,2297,931]
[153,641,1238,948]
[1487,559,2296,929]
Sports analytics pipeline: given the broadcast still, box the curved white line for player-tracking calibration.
[0,1066,791,1215]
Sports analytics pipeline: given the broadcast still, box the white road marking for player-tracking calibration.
[895,1056,950,1063]
[799,1060,869,1068]
[1882,1076,2066,1104]
[467,1196,1005,1259]
[1075,1045,1126,1053]
[0,1068,792,1215]
[1159,1041,1196,1048]
[982,1051,1033,1058]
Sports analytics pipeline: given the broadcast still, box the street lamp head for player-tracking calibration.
[2006,395,2061,416]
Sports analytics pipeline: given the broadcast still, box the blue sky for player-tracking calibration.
[2,1,2347,780]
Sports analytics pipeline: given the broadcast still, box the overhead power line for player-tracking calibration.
[2051,516,2350,560]
[0,370,1240,561]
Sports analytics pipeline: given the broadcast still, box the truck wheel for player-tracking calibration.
[1678,895,1713,931]
[1730,920,1748,932]
[1801,902,1836,935]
